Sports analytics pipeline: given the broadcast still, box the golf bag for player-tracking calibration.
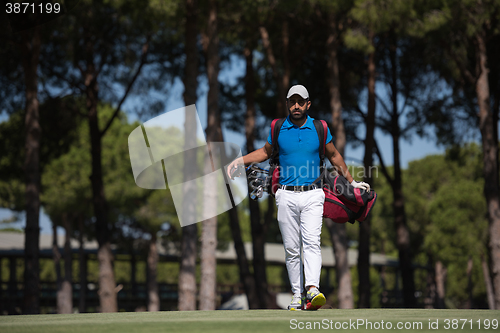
[322,171,377,224]
[269,117,377,224]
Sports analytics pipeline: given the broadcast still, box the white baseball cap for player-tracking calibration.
[286,85,309,99]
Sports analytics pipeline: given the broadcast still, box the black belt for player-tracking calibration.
[278,184,319,192]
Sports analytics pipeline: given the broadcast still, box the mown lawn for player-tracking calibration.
[0,309,498,333]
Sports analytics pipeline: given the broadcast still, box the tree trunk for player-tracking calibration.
[199,216,217,310]
[281,19,290,109]
[259,25,287,118]
[60,214,73,314]
[481,254,495,309]
[245,29,274,309]
[131,251,137,300]
[392,114,415,309]
[178,0,199,312]
[81,21,118,312]
[147,234,159,311]
[0,256,2,314]
[475,32,500,310]
[435,261,446,309]
[358,32,376,308]
[251,204,270,309]
[464,256,473,309]
[178,228,197,310]
[424,279,436,310]
[20,25,41,315]
[78,215,87,313]
[324,219,354,308]
[8,257,17,312]
[325,13,354,309]
[227,207,259,308]
[87,66,118,312]
[225,45,260,309]
[199,0,220,311]
[244,43,270,309]
[52,223,63,313]
[262,196,278,306]
[424,256,436,309]
[389,37,415,308]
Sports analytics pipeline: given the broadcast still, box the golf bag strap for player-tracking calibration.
[270,118,286,166]
[312,119,328,185]
[313,119,328,164]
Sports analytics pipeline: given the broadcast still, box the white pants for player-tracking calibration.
[275,188,325,295]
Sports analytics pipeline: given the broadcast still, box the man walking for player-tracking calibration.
[227,85,370,310]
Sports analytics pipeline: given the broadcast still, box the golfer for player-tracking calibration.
[227,85,370,310]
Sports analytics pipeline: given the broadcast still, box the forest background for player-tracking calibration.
[0,0,499,314]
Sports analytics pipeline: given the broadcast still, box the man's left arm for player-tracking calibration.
[325,141,371,192]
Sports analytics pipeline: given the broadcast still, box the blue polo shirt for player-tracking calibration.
[267,115,333,186]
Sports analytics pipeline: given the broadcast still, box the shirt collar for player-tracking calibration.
[284,115,314,129]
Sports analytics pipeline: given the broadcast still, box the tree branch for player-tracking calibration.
[100,36,150,137]
[77,63,85,78]
[45,67,85,93]
[443,38,476,84]
[259,25,279,80]
[374,138,394,185]
[398,92,411,117]
[353,104,367,119]
[375,92,392,117]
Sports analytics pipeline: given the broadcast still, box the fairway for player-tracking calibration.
[0,309,498,333]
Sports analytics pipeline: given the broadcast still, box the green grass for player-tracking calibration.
[0,309,498,333]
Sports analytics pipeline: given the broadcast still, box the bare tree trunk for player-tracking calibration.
[244,43,270,309]
[481,254,495,309]
[389,37,415,308]
[327,15,346,153]
[81,22,118,312]
[20,25,41,315]
[178,228,197,310]
[8,257,17,314]
[259,25,287,118]
[131,250,137,300]
[179,0,199,312]
[78,215,87,313]
[0,257,2,313]
[0,256,2,314]
[53,223,63,313]
[465,256,473,309]
[199,0,220,311]
[224,44,260,309]
[358,32,376,309]
[147,234,159,311]
[199,216,217,310]
[324,219,353,308]
[227,207,258,308]
[325,13,353,309]
[251,201,270,309]
[259,23,288,301]
[475,32,500,310]
[281,19,290,109]
[244,32,274,309]
[424,255,435,309]
[87,76,117,313]
[60,214,73,313]
[435,261,447,309]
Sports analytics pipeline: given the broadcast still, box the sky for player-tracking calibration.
[0,53,449,235]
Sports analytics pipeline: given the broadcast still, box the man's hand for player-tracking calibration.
[226,158,244,179]
[350,180,370,192]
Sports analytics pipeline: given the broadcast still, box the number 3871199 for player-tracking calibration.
[6,2,61,14]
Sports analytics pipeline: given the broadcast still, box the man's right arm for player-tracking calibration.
[227,142,272,179]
